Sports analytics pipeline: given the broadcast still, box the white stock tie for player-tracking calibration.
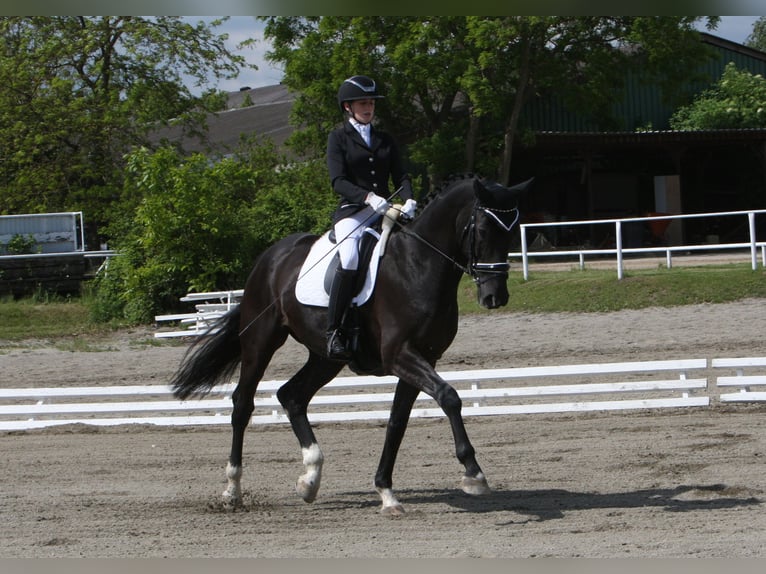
[359,124,371,146]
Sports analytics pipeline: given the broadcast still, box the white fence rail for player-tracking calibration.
[154,289,243,338]
[0,358,728,431]
[510,208,766,279]
[713,357,766,403]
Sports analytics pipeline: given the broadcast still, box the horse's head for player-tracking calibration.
[469,176,533,309]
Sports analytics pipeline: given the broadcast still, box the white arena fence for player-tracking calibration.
[3,356,765,431]
[509,208,766,280]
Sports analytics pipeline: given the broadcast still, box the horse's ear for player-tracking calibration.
[473,178,491,204]
[474,176,534,206]
[508,177,535,196]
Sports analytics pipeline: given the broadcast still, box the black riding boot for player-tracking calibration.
[326,267,356,360]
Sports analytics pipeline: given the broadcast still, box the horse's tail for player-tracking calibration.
[170,306,242,400]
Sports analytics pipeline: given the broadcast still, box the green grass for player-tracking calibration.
[2,263,766,343]
[459,263,766,313]
[0,296,126,346]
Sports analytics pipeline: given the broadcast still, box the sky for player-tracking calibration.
[195,15,764,94]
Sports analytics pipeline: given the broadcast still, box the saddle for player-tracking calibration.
[294,206,400,308]
[295,206,401,374]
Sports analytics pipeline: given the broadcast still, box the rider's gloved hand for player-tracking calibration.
[365,192,390,215]
[401,198,417,219]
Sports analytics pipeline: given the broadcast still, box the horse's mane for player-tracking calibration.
[419,173,479,212]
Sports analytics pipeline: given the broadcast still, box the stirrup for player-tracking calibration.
[327,330,350,360]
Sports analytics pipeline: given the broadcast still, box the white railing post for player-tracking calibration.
[615,220,624,280]
[748,211,758,271]
[521,225,530,280]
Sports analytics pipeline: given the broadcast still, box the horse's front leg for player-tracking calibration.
[277,354,343,503]
[374,380,420,515]
[391,347,490,498]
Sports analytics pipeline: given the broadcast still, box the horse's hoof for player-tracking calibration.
[461,473,491,495]
[221,490,241,509]
[296,478,319,503]
[380,503,405,516]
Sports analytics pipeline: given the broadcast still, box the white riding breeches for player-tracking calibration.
[334,206,381,270]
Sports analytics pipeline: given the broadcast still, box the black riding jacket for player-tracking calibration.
[326,120,413,223]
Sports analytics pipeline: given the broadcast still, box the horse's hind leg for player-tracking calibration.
[276,352,343,503]
[373,380,420,515]
[223,328,288,508]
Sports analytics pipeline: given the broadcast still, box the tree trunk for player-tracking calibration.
[500,36,532,186]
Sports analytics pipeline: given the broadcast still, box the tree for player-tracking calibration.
[0,16,249,222]
[464,17,718,184]
[745,16,766,52]
[670,62,766,130]
[261,16,718,187]
[93,141,336,323]
[260,16,473,186]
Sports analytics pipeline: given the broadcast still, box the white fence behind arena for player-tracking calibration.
[1,358,720,431]
[509,208,766,280]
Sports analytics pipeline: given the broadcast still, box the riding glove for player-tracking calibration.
[365,192,390,215]
[401,198,417,219]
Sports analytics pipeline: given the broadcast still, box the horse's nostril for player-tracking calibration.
[482,292,509,309]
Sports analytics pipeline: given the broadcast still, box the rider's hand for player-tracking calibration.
[365,192,390,215]
[401,198,417,219]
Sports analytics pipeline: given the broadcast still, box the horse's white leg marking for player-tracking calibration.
[222,462,242,506]
[461,471,491,495]
[375,486,405,516]
[296,443,323,503]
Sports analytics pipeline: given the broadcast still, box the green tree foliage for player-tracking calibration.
[92,143,335,323]
[744,16,766,52]
[670,62,766,130]
[260,16,718,186]
[0,16,248,221]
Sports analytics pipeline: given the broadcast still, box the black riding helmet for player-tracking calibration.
[337,75,384,113]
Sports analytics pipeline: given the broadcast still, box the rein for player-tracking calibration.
[238,188,518,337]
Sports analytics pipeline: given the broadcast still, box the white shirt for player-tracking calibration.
[349,118,371,147]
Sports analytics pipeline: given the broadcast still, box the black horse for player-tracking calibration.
[171,174,532,515]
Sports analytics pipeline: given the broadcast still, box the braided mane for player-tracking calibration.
[419,173,480,212]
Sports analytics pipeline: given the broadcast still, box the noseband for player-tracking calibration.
[464,201,519,284]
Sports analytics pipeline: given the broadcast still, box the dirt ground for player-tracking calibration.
[1,298,765,558]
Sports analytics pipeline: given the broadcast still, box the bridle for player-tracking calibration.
[464,201,520,284]
[396,200,519,285]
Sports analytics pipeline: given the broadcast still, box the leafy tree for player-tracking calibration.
[92,142,335,323]
[260,16,718,186]
[0,16,249,222]
[259,16,473,186]
[745,16,766,52]
[670,62,766,130]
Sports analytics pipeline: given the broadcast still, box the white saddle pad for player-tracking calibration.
[295,230,382,308]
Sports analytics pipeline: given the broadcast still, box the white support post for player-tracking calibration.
[521,225,530,280]
[748,211,758,270]
[615,220,624,280]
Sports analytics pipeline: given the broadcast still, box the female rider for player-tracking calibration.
[325,75,417,360]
